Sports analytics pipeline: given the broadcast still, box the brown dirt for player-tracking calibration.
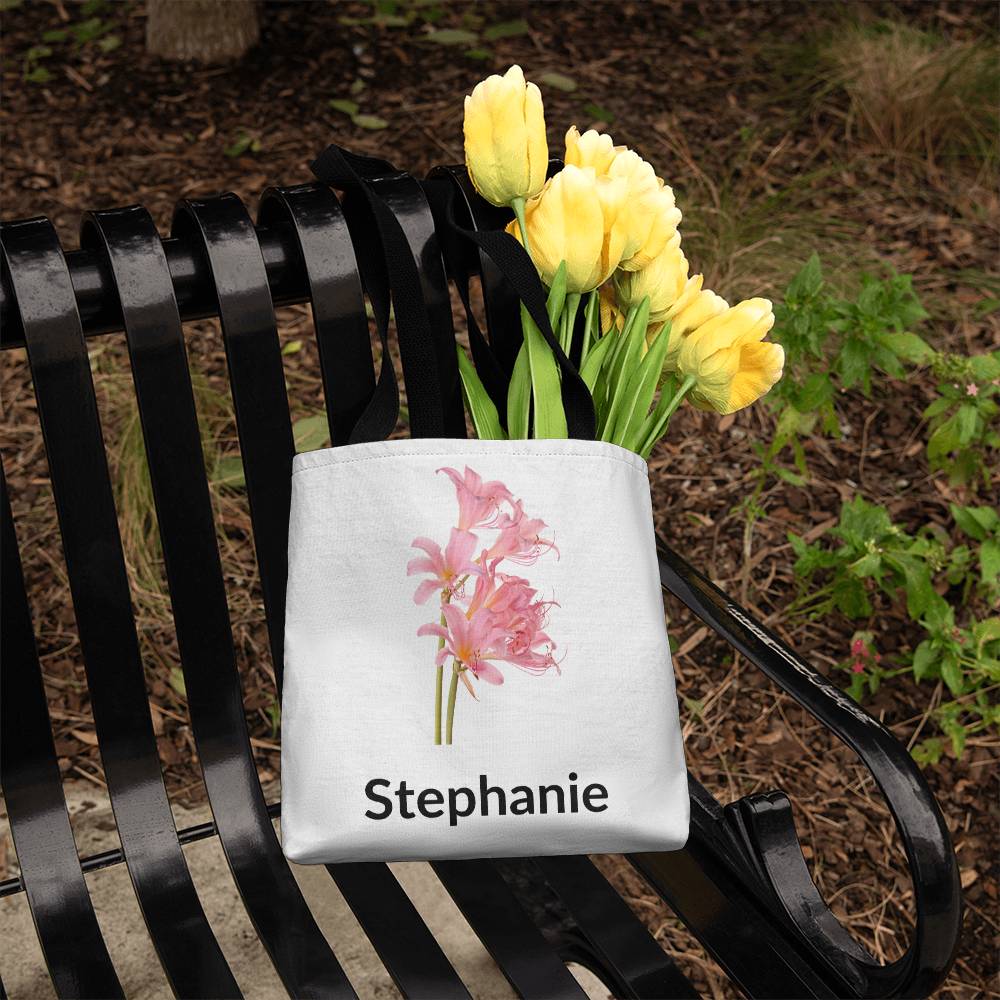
[1,1,997,996]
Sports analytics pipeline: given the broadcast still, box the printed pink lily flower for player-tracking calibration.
[466,565,535,619]
[413,465,563,745]
[438,466,515,530]
[407,528,479,604]
[487,501,559,565]
[500,597,560,674]
[418,603,506,685]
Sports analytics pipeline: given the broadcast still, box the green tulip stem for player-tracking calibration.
[580,288,599,365]
[660,374,697,422]
[644,374,697,453]
[434,599,450,745]
[511,197,531,256]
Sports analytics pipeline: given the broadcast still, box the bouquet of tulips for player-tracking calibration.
[457,66,785,457]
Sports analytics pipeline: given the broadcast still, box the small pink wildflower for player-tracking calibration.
[966,383,979,397]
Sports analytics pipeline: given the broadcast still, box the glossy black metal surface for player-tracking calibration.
[656,543,962,998]
[0,163,961,1000]
[256,185,470,999]
[532,855,699,999]
[258,184,375,445]
[1,217,240,998]
[172,194,296,688]
[0,467,124,999]
[0,224,305,346]
[80,204,355,999]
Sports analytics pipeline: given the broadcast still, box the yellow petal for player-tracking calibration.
[724,341,785,412]
[564,125,619,174]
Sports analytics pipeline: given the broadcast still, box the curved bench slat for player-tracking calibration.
[0,468,124,1000]
[0,218,241,1000]
[84,203,356,1000]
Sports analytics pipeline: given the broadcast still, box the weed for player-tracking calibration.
[804,20,999,172]
[789,496,1000,761]
[923,352,1000,490]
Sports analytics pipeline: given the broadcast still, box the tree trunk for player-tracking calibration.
[146,0,260,64]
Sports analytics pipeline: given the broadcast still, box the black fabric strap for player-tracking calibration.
[312,144,596,442]
[432,182,596,441]
[311,145,446,441]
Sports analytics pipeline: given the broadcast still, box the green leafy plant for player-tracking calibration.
[950,503,1000,604]
[923,352,1000,489]
[772,253,930,415]
[790,495,1000,760]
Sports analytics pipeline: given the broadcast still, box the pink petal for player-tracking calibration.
[473,660,505,685]
[417,622,447,639]
[406,556,437,576]
[410,537,443,559]
[413,580,442,604]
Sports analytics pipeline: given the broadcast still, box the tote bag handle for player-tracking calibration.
[311,144,595,443]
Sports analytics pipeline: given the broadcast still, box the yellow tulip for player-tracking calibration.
[647,282,729,372]
[676,298,784,414]
[599,283,624,333]
[607,152,682,270]
[614,232,687,322]
[565,127,681,272]
[506,165,628,293]
[464,65,548,207]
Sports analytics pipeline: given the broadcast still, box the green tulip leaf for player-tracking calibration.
[601,296,650,440]
[614,320,673,450]
[456,345,506,440]
[522,303,567,438]
[579,330,615,393]
[507,342,531,439]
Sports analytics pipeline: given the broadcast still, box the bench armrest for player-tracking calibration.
[657,540,962,998]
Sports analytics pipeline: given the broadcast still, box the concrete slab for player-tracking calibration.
[1,781,609,999]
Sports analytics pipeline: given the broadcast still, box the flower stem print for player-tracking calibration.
[407,467,561,746]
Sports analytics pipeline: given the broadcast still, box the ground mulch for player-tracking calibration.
[1,1,997,997]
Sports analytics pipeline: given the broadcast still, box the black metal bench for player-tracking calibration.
[0,162,962,999]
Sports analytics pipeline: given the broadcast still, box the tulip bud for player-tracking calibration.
[676,298,784,414]
[464,65,548,207]
[506,165,628,293]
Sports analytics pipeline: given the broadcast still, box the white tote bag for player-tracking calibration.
[281,436,688,863]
